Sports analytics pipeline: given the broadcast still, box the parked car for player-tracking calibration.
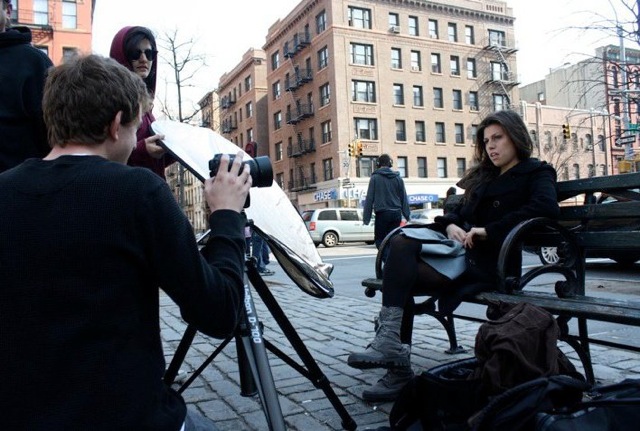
[409,208,444,224]
[302,208,375,247]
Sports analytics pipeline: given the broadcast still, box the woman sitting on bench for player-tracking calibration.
[347,110,560,402]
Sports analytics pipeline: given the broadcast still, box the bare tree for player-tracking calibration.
[157,28,208,124]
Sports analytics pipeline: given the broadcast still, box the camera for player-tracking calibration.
[208,154,274,207]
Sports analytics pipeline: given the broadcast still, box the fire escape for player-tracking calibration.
[220,91,238,134]
[478,32,519,114]
[283,28,317,193]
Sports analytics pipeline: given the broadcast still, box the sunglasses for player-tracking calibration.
[128,49,157,62]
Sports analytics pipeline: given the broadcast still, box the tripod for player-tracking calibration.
[164,257,356,431]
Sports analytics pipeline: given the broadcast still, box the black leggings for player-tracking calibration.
[381,234,455,344]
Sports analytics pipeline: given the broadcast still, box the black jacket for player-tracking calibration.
[0,27,53,173]
[363,167,411,225]
[436,159,559,282]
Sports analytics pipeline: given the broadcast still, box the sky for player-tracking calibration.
[92,0,637,110]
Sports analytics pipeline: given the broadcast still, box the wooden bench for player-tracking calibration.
[362,172,640,385]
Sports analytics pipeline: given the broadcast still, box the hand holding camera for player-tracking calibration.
[208,153,273,208]
[204,152,252,214]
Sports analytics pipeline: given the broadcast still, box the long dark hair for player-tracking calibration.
[123,27,157,96]
[459,110,533,197]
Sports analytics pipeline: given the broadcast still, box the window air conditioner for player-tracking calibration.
[389,25,400,33]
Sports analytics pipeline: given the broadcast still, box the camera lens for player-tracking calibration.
[208,154,273,188]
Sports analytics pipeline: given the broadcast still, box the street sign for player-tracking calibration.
[617,135,636,146]
[629,123,639,132]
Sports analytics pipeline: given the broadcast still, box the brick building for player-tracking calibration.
[10,0,94,65]
[217,0,519,211]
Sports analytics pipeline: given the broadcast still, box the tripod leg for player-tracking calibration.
[241,273,287,431]
[164,324,198,385]
[248,270,357,431]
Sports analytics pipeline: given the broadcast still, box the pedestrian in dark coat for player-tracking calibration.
[0,0,53,173]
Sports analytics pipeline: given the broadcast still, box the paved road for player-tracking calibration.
[160,246,640,430]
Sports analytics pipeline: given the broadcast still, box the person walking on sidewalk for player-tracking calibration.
[362,154,411,249]
[347,110,560,403]
[0,54,251,430]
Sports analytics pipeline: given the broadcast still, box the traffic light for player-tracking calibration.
[356,141,363,157]
[562,124,571,140]
[348,141,355,157]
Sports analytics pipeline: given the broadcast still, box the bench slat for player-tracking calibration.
[557,172,640,201]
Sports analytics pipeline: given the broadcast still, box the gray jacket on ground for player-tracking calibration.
[362,167,411,225]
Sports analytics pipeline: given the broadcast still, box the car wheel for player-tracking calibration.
[322,231,339,248]
[538,246,561,265]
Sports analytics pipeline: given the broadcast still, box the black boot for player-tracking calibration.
[348,306,410,369]
[362,365,414,402]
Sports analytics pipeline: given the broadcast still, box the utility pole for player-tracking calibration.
[618,25,633,161]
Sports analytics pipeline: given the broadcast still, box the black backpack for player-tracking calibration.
[534,378,640,431]
[385,360,588,431]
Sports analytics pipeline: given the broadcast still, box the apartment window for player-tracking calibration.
[465,25,475,44]
[389,12,399,27]
[471,124,478,144]
[310,163,317,184]
[408,51,421,72]
[271,51,280,70]
[395,120,407,141]
[318,46,329,70]
[272,81,281,100]
[431,53,441,73]
[321,120,332,143]
[428,19,438,38]
[36,46,49,56]
[467,58,477,78]
[437,157,447,178]
[34,0,48,25]
[348,6,372,29]
[413,85,424,107]
[322,158,334,181]
[352,80,375,103]
[62,47,77,63]
[491,61,509,81]
[452,90,463,110]
[417,157,427,177]
[393,84,404,105]
[433,87,443,109]
[454,123,464,143]
[275,142,283,161]
[62,0,77,29]
[275,172,284,189]
[354,118,378,140]
[244,75,252,92]
[415,121,426,142]
[456,158,466,177]
[316,10,327,33]
[469,91,479,111]
[274,111,282,130]
[320,83,331,106]
[397,157,408,177]
[448,23,457,42]
[247,128,253,142]
[493,94,508,111]
[573,164,580,180]
[391,48,402,69]
[450,56,460,76]
[598,135,606,151]
[488,29,506,47]
[246,102,253,118]
[408,16,419,36]
[350,43,374,66]
[435,122,445,143]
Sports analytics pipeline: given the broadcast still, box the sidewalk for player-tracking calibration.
[160,271,640,430]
